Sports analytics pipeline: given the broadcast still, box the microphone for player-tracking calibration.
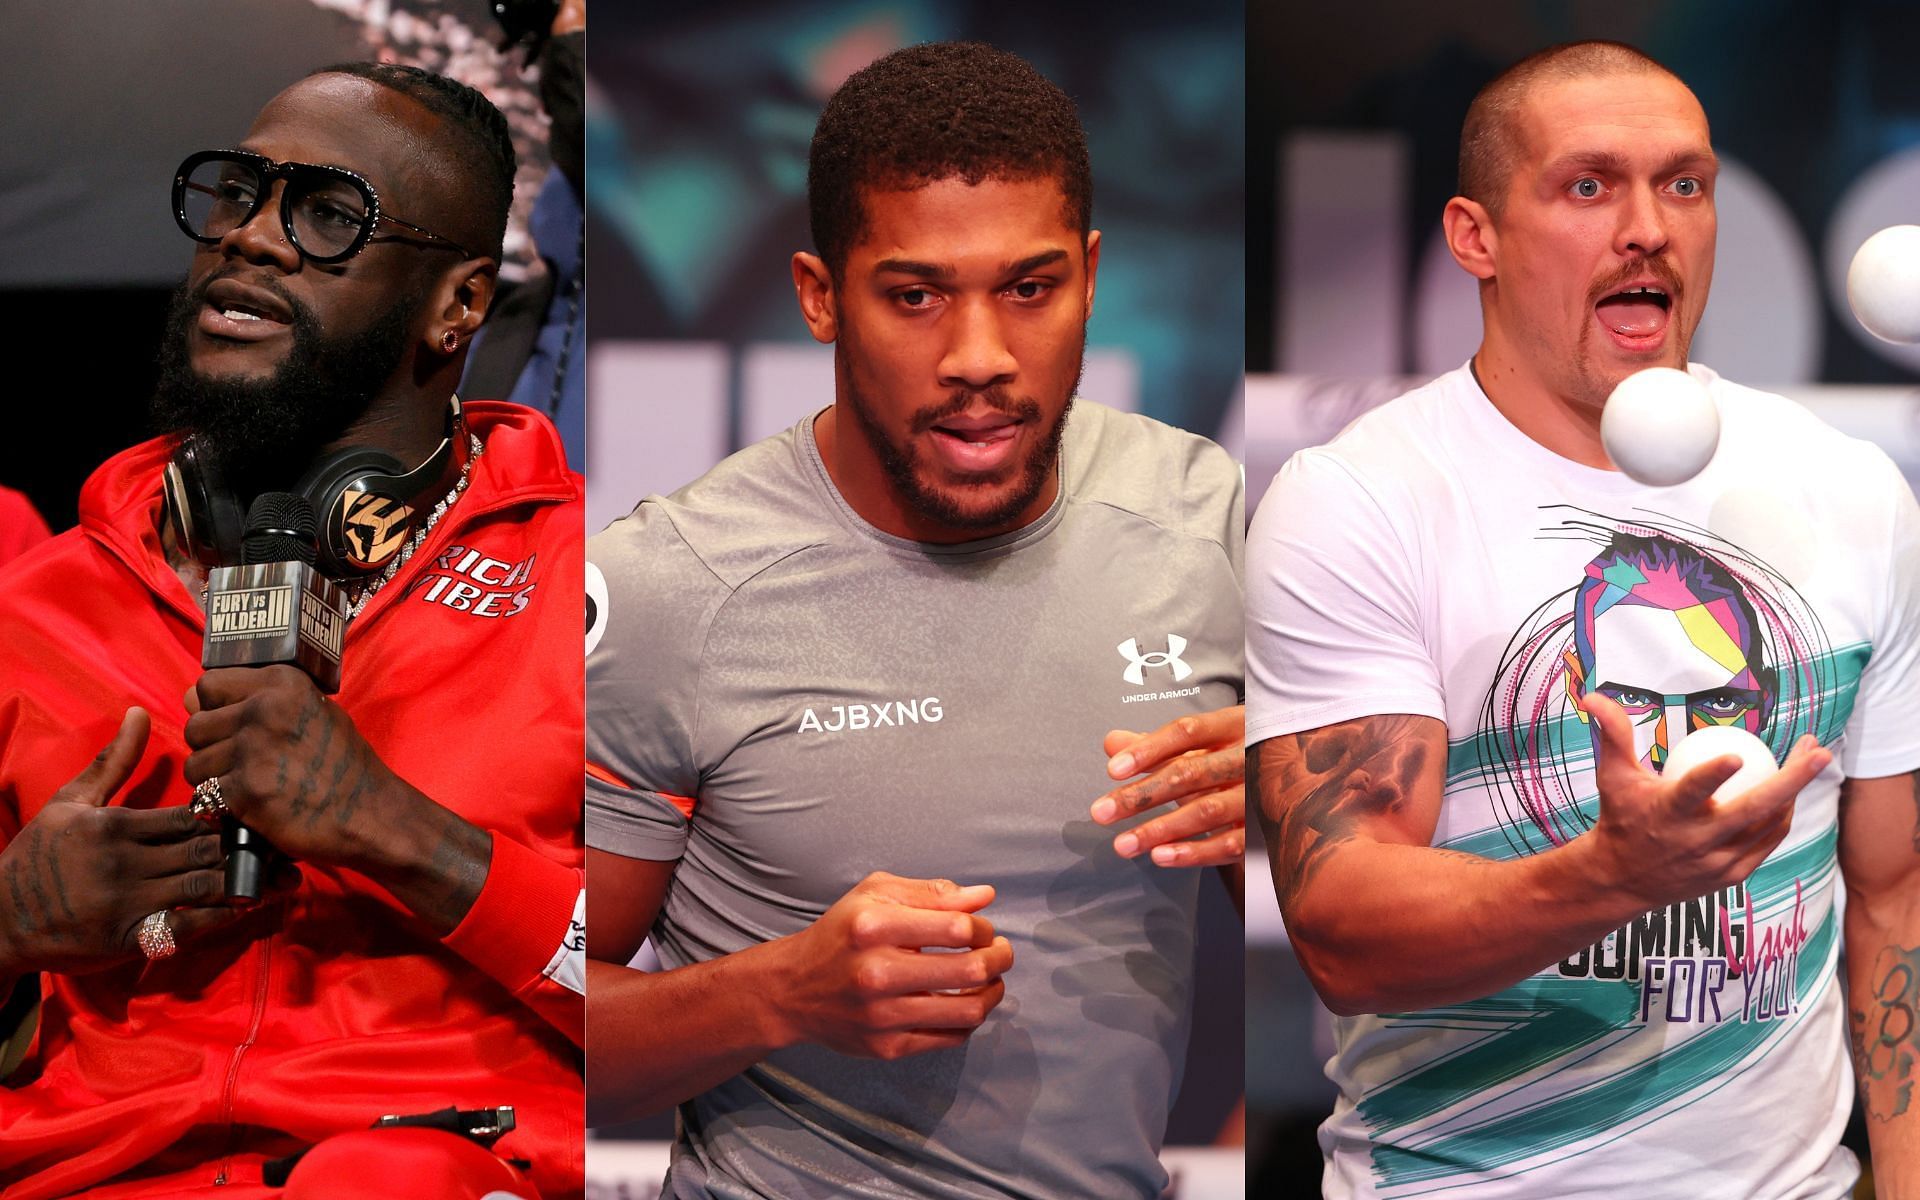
[201,494,348,903]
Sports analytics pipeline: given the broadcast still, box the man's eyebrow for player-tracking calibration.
[873,258,955,281]
[1541,147,1718,177]
[1656,148,1719,176]
[870,248,1071,281]
[1542,149,1633,176]
[1004,248,1069,276]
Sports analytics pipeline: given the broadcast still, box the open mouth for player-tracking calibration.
[1594,283,1672,345]
[197,278,294,344]
[927,411,1023,473]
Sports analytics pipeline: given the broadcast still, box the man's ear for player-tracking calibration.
[1443,197,1498,281]
[793,252,838,344]
[1082,229,1101,319]
[430,259,498,352]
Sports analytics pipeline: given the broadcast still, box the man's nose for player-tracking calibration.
[1615,181,1670,259]
[937,298,1018,390]
[1655,701,1692,767]
[217,180,302,272]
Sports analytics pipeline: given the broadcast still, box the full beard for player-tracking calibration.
[150,274,423,500]
[838,329,1082,536]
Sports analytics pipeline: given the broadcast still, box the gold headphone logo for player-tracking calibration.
[340,488,416,568]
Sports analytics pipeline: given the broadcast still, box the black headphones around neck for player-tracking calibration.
[164,397,468,580]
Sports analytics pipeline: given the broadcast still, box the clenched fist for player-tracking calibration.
[767,871,1015,1060]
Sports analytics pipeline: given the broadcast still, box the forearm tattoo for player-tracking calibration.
[1254,716,1436,910]
[416,817,492,934]
[1854,943,1920,1121]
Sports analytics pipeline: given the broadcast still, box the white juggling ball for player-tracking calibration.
[1848,224,1920,344]
[1661,726,1780,801]
[1600,367,1720,487]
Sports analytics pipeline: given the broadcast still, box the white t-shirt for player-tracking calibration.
[1247,362,1920,1199]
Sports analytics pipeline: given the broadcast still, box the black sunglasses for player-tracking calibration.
[172,149,473,265]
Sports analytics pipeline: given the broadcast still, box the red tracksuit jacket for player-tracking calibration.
[0,402,584,1198]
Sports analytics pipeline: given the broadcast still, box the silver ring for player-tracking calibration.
[190,776,229,823]
[136,911,176,960]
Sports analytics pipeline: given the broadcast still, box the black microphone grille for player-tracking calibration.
[241,493,319,566]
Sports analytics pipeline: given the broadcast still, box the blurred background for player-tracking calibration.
[584,3,1247,1197]
[1245,1,1920,1192]
[0,0,570,541]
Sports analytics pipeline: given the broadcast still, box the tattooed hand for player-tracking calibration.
[1581,693,1830,911]
[1091,706,1245,868]
[181,666,402,866]
[181,666,491,934]
[0,709,255,978]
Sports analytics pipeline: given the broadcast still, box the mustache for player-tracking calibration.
[1589,255,1684,307]
[907,389,1042,435]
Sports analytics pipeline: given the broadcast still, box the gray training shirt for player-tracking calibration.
[587,401,1244,1200]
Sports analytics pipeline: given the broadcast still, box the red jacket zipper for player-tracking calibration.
[211,928,276,1185]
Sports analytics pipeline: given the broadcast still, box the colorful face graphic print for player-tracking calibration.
[1481,508,1832,857]
[1564,534,1775,771]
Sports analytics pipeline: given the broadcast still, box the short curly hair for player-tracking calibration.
[808,42,1092,276]
[311,61,517,259]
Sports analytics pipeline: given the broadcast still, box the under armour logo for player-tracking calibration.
[1118,635,1193,686]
